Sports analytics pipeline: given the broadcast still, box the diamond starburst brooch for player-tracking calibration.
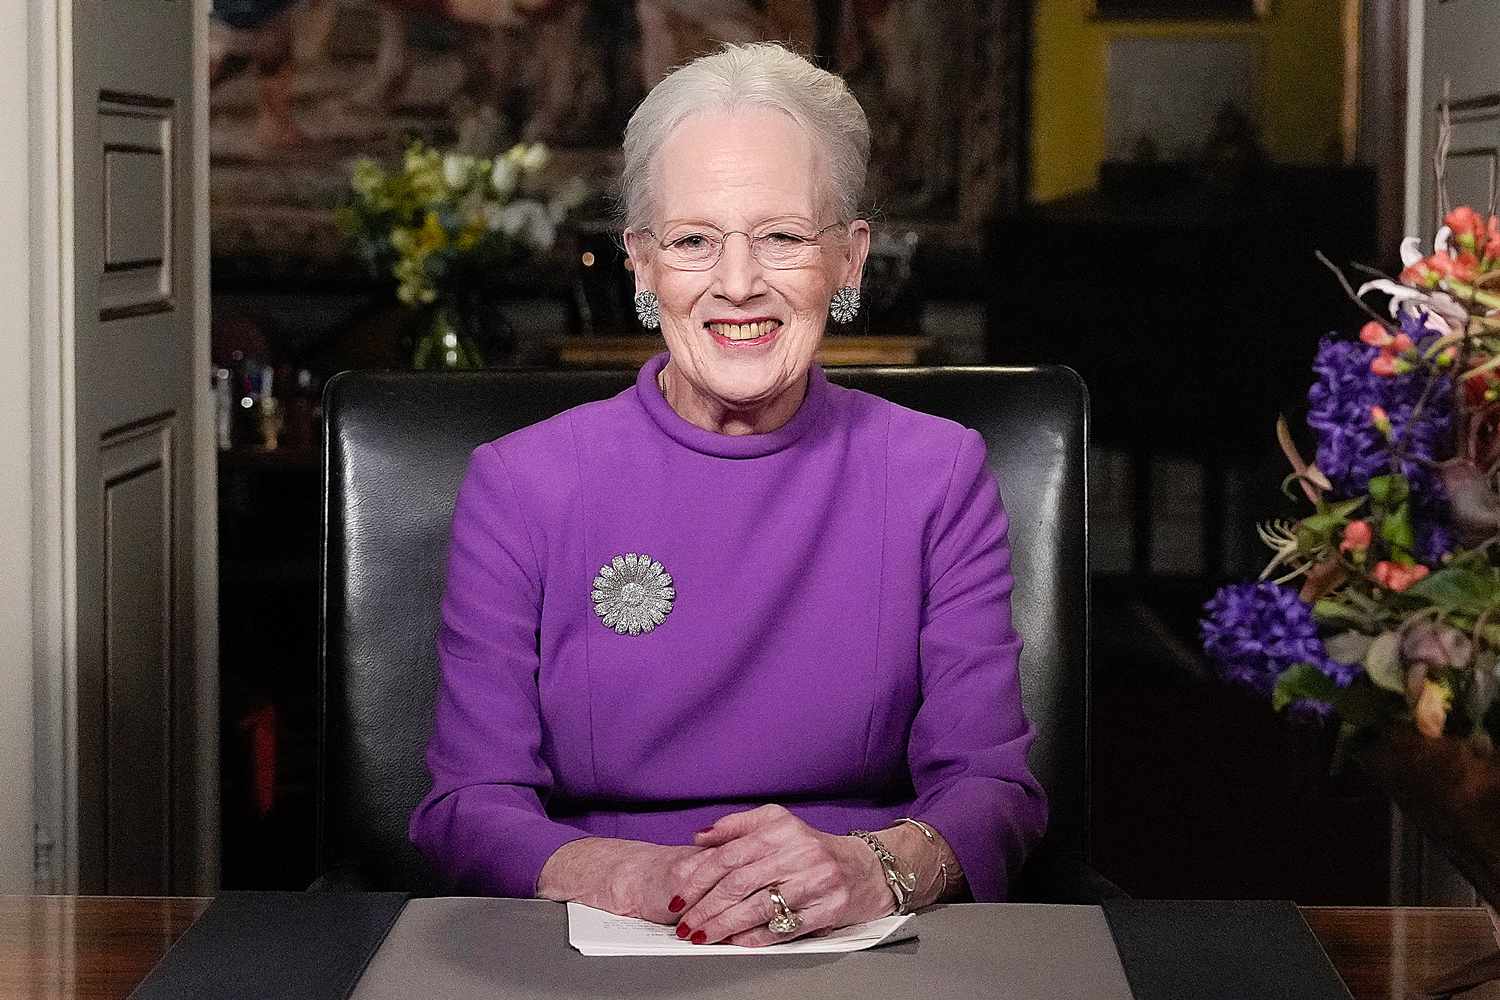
[591,553,675,635]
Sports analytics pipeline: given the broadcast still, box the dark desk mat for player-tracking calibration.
[129,891,408,1000]
[349,898,1136,1000]
[1102,899,1353,1000]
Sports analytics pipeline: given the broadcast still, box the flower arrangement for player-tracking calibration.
[1201,204,1500,753]
[337,142,586,366]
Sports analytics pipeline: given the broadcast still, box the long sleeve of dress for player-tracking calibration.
[907,429,1048,902]
[408,442,591,897]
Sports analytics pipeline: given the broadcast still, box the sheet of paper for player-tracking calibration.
[566,903,917,957]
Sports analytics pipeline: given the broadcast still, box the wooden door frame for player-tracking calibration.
[20,0,218,894]
[0,0,37,895]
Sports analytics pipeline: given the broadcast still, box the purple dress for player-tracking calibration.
[409,352,1047,900]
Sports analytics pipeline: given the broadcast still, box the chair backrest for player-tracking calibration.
[320,366,1089,895]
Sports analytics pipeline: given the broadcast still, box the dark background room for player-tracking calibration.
[207,0,1426,905]
[5,0,1499,996]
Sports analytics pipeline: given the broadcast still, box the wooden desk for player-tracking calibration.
[0,896,1493,1000]
[550,335,935,368]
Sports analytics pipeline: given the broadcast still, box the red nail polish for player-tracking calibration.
[696,826,715,834]
[668,896,685,913]
[690,930,707,945]
[675,923,691,939]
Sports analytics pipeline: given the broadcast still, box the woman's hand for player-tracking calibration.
[670,804,893,947]
[536,837,706,924]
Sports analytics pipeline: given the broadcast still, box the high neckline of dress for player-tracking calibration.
[634,351,828,459]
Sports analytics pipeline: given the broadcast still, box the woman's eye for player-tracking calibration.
[763,232,805,245]
[669,234,711,250]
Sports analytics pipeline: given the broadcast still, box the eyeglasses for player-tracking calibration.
[640,222,845,271]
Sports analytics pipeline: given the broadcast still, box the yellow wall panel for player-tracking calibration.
[1030,0,1346,203]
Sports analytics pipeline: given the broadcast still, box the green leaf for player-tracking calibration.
[1379,502,1415,554]
[1301,511,1347,536]
[1272,663,1340,713]
[1313,599,1374,631]
[1404,566,1500,615]
[1361,630,1405,694]
[1368,474,1410,507]
[1300,498,1368,538]
[1319,497,1366,519]
[1324,630,1375,665]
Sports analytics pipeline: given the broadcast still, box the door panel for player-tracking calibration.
[100,96,174,321]
[73,0,202,894]
[102,421,174,895]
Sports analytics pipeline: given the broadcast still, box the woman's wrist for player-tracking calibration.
[873,821,961,910]
[535,836,610,901]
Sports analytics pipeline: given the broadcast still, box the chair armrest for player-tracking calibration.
[1010,846,1129,904]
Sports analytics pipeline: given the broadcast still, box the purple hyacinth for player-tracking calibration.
[1306,332,1453,506]
[1415,513,1456,565]
[1201,582,1359,707]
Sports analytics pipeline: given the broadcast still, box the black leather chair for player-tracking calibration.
[318,366,1113,901]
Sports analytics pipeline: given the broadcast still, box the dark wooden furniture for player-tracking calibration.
[549,335,937,368]
[0,896,1493,1000]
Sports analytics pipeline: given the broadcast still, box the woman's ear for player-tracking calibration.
[623,228,652,292]
[841,219,872,290]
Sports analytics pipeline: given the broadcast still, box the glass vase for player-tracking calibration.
[412,303,484,370]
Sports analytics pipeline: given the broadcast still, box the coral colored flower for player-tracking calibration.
[1369,406,1391,434]
[1339,520,1373,553]
[1427,252,1478,283]
[1371,560,1430,592]
[1445,206,1484,243]
[1391,333,1415,354]
[1359,321,1394,347]
[1399,262,1437,288]
[1370,354,1398,376]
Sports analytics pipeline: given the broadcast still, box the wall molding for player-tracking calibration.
[28,0,79,894]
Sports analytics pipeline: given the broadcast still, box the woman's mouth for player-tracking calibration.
[706,319,782,346]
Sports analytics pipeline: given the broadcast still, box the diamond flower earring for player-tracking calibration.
[634,290,661,330]
[829,285,861,324]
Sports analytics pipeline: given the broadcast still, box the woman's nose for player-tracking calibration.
[713,232,765,302]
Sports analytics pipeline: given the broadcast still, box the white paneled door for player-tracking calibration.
[1414,0,1500,236]
[1393,0,1500,907]
[66,0,214,894]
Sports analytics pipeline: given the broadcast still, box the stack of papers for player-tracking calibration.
[567,903,917,957]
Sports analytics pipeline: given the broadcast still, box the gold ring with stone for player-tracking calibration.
[766,886,802,934]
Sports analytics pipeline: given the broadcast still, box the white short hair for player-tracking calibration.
[620,42,870,229]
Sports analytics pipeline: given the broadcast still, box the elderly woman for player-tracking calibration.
[410,42,1046,946]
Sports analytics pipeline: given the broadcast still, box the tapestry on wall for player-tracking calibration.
[209,0,1027,280]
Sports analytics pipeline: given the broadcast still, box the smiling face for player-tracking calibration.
[627,107,869,432]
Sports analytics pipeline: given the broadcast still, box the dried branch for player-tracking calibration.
[1315,250,1400,330]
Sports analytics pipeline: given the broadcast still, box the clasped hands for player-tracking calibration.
[542,804,900,947]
